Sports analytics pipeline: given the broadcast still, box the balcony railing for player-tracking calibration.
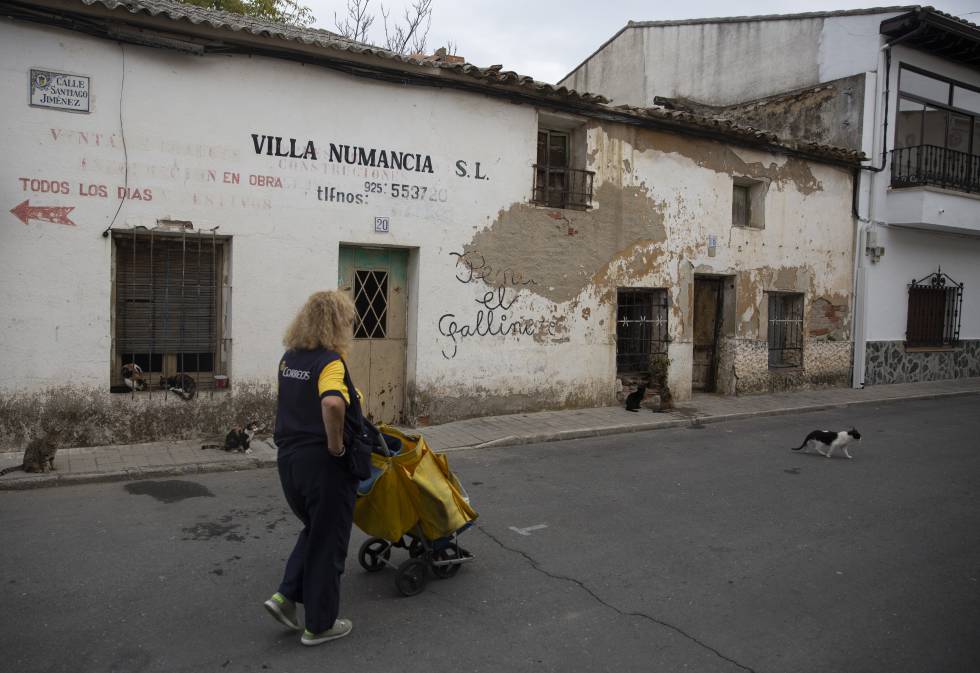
[532,165,594,210]
[891,145,980,194]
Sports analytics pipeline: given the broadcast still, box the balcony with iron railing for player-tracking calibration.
[887,145,980,235]
[532,165,594,210]
[890,145,980,194]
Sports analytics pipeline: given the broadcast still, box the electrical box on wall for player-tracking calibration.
[866,228,884,263]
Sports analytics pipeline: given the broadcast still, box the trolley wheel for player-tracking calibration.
[394,558,428,596]
[431,547,463,579]
[408,537,426,559]
[358,538,391,572]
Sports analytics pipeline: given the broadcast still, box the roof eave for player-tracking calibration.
[1,0,863,168]
[880,7,980,63]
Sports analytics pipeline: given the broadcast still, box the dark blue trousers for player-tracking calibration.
[276,444,358,633]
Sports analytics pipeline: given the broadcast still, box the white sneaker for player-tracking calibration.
[300,619,353,646]
[263,593,301,631]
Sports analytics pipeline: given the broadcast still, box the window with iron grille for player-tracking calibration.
[768,292,804,369]
[616,289,669,374]
[905,268,963,348]
[532,127,594,210]
[353,269,389,339]
[113,231,227,393]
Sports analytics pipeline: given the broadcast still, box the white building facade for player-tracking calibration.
[0,0,860,448]
[562,6,980,387]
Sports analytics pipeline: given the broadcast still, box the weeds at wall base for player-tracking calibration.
[0,382,277,452]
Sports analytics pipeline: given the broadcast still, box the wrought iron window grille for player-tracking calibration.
[616,289,670,374]
[905,267,963,348]
[768,293,804,369]
[353,269,389,339]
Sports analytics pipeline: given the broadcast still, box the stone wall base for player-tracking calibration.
[734,339,852,394]
[864,340,980,385]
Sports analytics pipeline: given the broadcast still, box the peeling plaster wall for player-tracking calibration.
[562,12,980,393]
[0,19,857,442]
[434,122,856,413]
[587,124,855,397]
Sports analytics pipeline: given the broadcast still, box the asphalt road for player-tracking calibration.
[2,396,979,673]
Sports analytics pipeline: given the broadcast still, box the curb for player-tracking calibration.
[0,457,277,491]
[1,388,977,490]
[440,388,980,453]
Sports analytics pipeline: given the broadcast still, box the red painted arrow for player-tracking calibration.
[10,200,76,226]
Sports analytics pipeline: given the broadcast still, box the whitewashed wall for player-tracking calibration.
[863,226,980,342]
[861,43,980,344]
[0,21,540,396]
[561,11,903,107]
[0,18,857,426]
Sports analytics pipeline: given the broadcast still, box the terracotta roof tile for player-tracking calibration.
[62,0,863,164]
[77,0,610,104]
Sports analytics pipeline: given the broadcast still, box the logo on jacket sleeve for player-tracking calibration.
[279,360,311,381]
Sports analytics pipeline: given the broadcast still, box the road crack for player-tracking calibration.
[476,524,759,673]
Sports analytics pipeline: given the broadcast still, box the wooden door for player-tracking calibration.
[692,277,723,392]
[338,246,408,424]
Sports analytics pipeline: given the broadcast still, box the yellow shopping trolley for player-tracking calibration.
[354,424,477,596]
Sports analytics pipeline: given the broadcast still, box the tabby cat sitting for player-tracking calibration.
[0,429,63,476]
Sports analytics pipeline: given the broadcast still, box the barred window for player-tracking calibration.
[616,289,669,373]
[112,230,228,394]
[906,269,963,348]
[353,269,389,339]
[768,292,804,369]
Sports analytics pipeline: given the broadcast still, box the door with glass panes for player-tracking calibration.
[338,246,408,424]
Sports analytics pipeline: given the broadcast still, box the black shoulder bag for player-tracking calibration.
[339,360,374,481]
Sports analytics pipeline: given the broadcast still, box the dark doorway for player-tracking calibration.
[692,277,724,392]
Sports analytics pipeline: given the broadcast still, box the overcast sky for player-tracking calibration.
[304,1,979,83]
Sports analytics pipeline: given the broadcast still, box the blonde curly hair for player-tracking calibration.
[282,290,356,356]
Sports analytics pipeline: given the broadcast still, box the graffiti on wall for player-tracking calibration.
[437,251,558,359]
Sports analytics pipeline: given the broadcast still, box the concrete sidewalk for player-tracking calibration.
[2,376,979,490]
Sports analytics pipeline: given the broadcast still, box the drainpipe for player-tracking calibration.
[860,21,928,174]
[850,21,927,388]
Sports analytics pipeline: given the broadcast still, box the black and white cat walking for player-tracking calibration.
[791,428,861,459]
